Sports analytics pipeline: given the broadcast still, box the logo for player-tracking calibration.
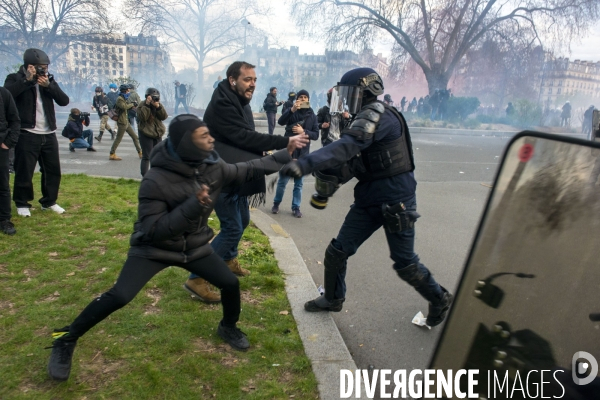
[572,351,598,386]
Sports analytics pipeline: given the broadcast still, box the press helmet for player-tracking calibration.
[145,87,160,97]
[23,48,51,66]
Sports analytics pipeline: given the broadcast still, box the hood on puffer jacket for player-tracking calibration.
[149,139,220,178]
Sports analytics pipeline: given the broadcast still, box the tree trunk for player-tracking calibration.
[197,65,204,107]
[424,67,450,95]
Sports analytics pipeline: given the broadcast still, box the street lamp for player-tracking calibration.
[242,18,251,54]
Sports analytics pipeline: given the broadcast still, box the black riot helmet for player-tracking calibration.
[23,48,51,66]
[330,67,385,114]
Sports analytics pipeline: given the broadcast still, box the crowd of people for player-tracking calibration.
[391,88,453,121]
[3,47,464,385]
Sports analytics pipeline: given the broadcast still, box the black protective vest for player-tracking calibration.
[351,102,415,182]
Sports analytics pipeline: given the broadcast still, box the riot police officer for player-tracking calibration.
[281,67,453,327]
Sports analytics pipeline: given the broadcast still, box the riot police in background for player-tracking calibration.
[281,67,453,327]
[560,101,571,127]
[383,93,393,106]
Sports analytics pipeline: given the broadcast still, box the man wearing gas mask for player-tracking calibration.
[4,48,70,217]
[281,67,453,327]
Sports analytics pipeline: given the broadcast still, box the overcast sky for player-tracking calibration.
[115,2,600,72]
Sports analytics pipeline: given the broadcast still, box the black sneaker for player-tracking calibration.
[217,322,249,351]
[271,204,279,214]
[46,328,77,381]
[0,220,16,235]
[69,144,75,152]
[87,147,97,152]
[292,208,303,218]
[426,287,453,327]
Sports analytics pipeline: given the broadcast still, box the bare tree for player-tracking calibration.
[292,0,600,95]
[126,0,269,102]
[0,0,110,63]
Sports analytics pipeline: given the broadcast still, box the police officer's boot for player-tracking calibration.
[304,240,346,312]
[396,263,453,327]
[95,132,103,142]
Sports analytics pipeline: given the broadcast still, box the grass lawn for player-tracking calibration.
[0,174,318,399]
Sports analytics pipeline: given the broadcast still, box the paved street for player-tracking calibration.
[54,111,512,396]
[258,130,513,388]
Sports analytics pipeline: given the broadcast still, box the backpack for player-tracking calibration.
[107,108,119,122]
[61,125,69,138]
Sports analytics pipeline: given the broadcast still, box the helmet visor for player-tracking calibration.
[330,85,363,114]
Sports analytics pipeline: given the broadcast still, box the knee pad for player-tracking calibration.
[395,263,430,286]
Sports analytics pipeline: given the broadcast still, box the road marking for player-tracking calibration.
[61,159,109,165]
[270,224,289,238]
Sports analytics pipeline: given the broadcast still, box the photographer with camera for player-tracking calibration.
[4,48,69,217]
[62,108,96,152]
[280,68,452,326]
[272,90,318,218]
[317,88,350,147]
[91,86,115,142]
[137,88,168,176]
[109,84,142,160]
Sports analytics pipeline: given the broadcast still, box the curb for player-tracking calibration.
[250,209,356,400]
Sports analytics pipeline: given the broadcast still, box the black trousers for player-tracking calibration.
[0,147,10,220]
[13,131,61,208]
[267,112,277,135]
[67,254,240,340]
[139,134,161,176]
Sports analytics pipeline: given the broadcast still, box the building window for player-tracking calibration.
[74,52,78,57]
[113,70,116,75]
[120,71,124,76]
[105,62,109,67]
[119,56,123,61]
[119,63,123,68]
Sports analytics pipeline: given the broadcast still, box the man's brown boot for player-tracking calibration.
[226,258,250,276]
[109,153,122,161]
[183,278,221,303]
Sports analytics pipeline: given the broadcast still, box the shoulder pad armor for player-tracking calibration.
[362,102,386,114]
[341,102,385,141]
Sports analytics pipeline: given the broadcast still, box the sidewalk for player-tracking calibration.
[250,209,356,400]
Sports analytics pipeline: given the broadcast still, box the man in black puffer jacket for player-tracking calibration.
[46,115,298,382]
[272,89,319,218]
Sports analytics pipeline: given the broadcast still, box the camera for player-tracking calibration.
[35,66,47,76]
[79,112,90,120]
[151,95,160,102]
[132,101,138,107]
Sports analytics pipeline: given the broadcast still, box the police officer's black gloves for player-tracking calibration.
[281,160,303,178]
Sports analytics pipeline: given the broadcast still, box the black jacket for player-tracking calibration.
[4,66,69,131]
[127,139,291,263]
[62,115,90,140]
[317,105,349,146]
[175,84,187,99]
[263,93,279,114]
[203,80,289,198]
[277,107,318,159]
[92,94,110,117]
[0,87,21,148]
